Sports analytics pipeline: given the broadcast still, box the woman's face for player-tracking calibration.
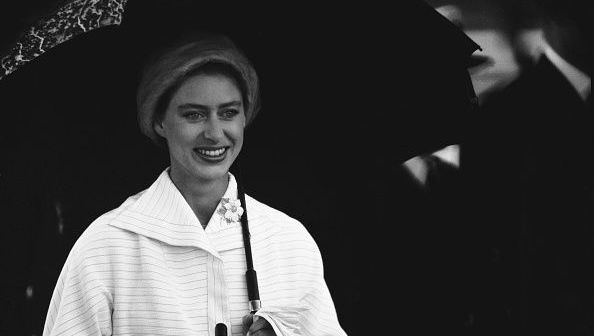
[155,73,245,186]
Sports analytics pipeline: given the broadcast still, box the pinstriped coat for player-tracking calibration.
[43,169,346,336]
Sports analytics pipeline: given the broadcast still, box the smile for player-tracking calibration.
[193,147,229,162]
[196,147,227,156]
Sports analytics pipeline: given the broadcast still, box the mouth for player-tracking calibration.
[193,146,229,163]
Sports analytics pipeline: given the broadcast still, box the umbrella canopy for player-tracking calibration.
[0,0,481,194]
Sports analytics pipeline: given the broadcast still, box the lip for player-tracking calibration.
[192,146,229,163]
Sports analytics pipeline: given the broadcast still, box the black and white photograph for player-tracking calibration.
[0,0,591,335]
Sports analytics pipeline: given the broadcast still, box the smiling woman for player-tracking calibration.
[42,32,347,336]
[154,71,246,225]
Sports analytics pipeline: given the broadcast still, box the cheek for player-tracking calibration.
[228,121,245,143]
[163,125,198,155]
[233,127,245,145]
[168,123,198,142]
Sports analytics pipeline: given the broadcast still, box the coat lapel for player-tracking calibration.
[109,169,247,257]
[109,169,220,258]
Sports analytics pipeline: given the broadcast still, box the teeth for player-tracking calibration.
[197,148,226,157]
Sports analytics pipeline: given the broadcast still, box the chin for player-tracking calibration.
[191,165,231,183]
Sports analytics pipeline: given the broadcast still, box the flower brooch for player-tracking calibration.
[217,198,244,225]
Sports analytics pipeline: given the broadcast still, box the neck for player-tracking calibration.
[169,168,229,227]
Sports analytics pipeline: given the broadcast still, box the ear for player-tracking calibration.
[154,121,166,138]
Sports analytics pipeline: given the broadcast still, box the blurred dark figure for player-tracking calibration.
[464,0,592,334]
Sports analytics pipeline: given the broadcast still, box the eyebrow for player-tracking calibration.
[177,101,242,110]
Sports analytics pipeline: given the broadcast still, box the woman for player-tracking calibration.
[43,33,346,336]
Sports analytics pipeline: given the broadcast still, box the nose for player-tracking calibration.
[203,118,225,142]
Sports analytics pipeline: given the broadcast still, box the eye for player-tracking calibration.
[183,111,206,121]
[220,108,240,120]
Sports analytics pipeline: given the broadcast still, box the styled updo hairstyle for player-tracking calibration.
[136,32,260,146]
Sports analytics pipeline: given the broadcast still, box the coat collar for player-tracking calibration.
[109,168,244,258]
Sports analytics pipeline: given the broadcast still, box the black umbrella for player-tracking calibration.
[0,1,481,334]
[1,0,481,162]
[0,0,482,211]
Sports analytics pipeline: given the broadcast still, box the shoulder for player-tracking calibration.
[245,194,319,247]
[65,191,147,268]
[245,195,327,282]
[245,194,307,230]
